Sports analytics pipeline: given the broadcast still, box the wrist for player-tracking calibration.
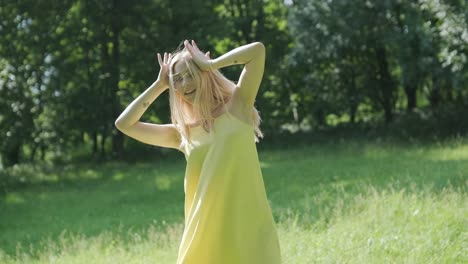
[153,79,168,90]
[209,59,217,71]
[208,60,214,71]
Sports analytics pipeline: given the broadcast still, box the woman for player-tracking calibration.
[115,40,281,264]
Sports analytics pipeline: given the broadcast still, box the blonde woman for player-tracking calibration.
[115,40,281,264]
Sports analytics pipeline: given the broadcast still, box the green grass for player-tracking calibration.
[0,138,467,263]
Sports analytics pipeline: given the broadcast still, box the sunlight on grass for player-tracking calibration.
[4,192,25,204]
[363,146,393,159]
[278,184,466,263]
[44,174,59,182]
[259,161,270,168]
[38,193,48,201]
[113,172,125,181]
[0,223,184,264]
[82,169,100,179]
[154,175,172,191]
[1,184,465,264]
[426,144,468,161]
[1,140,467,263]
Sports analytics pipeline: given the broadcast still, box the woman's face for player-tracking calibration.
[172,59,197,104]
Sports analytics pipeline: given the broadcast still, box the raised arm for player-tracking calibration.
[185,40,266,108]
[114,52,182,151]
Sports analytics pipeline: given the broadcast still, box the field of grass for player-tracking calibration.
[1,138,467,263]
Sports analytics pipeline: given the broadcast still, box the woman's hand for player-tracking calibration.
[184,40,214,71]
[156,52,172,89]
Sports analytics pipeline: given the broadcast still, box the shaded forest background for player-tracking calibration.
[0,0,467,168]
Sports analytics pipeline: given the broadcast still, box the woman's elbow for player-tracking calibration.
[115,119,126,130]
[254,42,265,56]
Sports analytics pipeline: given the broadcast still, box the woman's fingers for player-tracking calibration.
[192,40,200,50]
[186,39,202,54]
[184,41,192,56]
[157,52,172,65]
[166,53,171,64]
[183,39,211,70]
[193,41,203,54]
[157,53,162,65]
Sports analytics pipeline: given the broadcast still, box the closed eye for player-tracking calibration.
[184,89,195,95]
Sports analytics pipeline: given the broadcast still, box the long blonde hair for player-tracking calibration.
[167,43,263,145]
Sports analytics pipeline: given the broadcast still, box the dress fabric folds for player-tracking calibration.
[176,111,281,264]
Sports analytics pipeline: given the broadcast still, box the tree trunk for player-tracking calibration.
[4,141,21,167]
[254,0,265,40]
[349,69,357,123]
[314,108,326,127]
[110,0,124,160]
[30,143,38,162]
[375,45,395,123]
[100,131,107,159]
[40,144,46,161]
[350,104,357,124]
[404,84,417,111]
[92,131,98,156]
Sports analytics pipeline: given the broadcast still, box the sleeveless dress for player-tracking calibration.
[176,110,282,264]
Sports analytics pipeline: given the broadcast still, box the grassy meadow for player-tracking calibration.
[0,137,467,263]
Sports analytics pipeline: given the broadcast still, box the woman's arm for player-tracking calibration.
[114,53,182,151]
[185,40,266,108]
[114,80,166,129]
[115,52,172,128]
[210,42,265,71]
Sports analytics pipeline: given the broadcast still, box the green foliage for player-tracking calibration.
[286,0,467,125]
[1,0,466,167]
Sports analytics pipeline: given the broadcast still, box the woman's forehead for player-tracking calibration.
[174,61,186,73]
[172,53,191,73]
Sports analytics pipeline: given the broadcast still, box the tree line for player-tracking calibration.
[0,0,466,167]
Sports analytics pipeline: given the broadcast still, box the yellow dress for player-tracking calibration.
[176,111,282,264]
